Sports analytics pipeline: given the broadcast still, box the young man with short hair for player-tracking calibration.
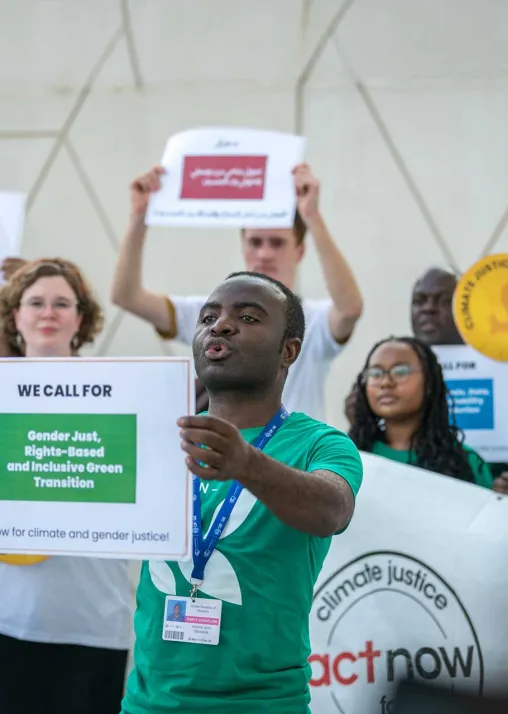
[111,164,363,420]
[121,272,362,714]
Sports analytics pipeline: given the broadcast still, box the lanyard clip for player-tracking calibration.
[190,577,202,602]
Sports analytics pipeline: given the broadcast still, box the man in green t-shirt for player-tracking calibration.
[122,272,363,714]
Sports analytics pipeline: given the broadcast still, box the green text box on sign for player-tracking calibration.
[0,413,137,503]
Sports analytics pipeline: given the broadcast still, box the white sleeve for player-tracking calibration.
[303,299,344,361]
[170,295,207,345]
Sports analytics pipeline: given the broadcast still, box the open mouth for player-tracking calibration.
[204,341,232,361]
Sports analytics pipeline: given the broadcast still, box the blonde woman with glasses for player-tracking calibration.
[0,259,133,714]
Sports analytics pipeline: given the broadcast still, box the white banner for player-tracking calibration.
[0,358,194,560]
[146,127,306,228]
[433,345,508,463]
[0,190,26,283]
[310,452,508,714]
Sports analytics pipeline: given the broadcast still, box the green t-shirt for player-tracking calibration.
[122,412,363,714]
[371,441,493,489]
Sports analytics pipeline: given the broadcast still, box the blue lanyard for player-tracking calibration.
[190,406,289,588]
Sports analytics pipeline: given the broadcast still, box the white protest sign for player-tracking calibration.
[0,190,26,283]
[0,358,194,560]
[310,452,508,714]
[146,127,306,228]
[433,344,508,463]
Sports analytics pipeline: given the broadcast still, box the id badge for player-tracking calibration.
[163,596,222,645]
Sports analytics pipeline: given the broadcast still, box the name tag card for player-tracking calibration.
[163,596,222,646]
[0,358,194,561]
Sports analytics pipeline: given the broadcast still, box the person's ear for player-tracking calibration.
[282,338,302,369]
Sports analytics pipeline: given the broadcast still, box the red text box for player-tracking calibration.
[180,155,267,200]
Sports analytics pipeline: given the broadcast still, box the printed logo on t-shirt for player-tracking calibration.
[149,489,258,605]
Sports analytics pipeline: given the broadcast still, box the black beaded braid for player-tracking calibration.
[349,336,476,483]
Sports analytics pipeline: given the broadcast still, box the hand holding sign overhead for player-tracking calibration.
[293,163,320,224]
[130,166,165,217]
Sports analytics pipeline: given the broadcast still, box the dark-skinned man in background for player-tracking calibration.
[412,267,507,493]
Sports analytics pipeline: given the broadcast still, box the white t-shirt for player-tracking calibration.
[169,296,343,421]
[0,557,133,649]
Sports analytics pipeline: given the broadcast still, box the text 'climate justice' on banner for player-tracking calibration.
[309,452,508,714]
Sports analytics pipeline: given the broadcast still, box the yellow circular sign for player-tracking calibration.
[453,253,508,362]
[0,554,49,566]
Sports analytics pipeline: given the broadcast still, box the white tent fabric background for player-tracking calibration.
[1,0,507,694]
[0,191,25,281]
[1,0,508,430]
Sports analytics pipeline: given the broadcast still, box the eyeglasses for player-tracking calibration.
[363,364,420,384]
[19,298,79,313]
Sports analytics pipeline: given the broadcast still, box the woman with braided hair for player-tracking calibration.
[349,336,493,487]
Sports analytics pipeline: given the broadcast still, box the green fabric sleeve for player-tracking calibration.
[463,445,494,489]
[306,429,363,498]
